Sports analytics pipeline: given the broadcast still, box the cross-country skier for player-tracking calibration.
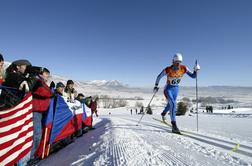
[154,53,200,134]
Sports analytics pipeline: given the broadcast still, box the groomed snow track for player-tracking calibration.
[38,114,252,166]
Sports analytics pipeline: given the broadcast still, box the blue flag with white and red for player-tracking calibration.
[35,97,55,159]
[49,95,83,144]
[82,102,92,127]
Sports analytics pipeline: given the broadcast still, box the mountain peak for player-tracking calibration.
[85,80,125,88]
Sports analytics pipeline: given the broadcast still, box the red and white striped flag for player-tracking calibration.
[0,93,33,166]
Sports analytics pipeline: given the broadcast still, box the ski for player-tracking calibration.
[153,117,171,127]
[152,118,183,135]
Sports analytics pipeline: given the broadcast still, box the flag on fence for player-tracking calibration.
[0,93,33,166]
[49,95,83,144]
[83,103,92,127]
[35,97,55,159]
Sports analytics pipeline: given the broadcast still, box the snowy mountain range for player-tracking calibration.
[49,74,148,99]
[3,61,128,89]
[51,75,129,90]
[84,80,126,88]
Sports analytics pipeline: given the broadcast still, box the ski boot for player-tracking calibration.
[161,112,166,122]
[171,121,181,134]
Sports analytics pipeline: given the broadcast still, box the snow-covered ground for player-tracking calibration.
[38,107,252,166]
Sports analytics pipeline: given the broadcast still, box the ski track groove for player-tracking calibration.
[114,117,193,166]
[114,144,119,165]
[118,117,186,166]
[111,139,117,165]
[139,135,189,166]
[136,125,196,166]
[110,118,159,165]
[107,120,146,166]
[117,140,127,165]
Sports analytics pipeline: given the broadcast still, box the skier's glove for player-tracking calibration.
[194,64,201,72]
[153,86,159,93]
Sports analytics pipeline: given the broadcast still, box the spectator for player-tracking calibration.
[64,80,77,102]
[0,53,4,85]
[52,82,76,150]
[75,93,85,103]
[30,67,52,160]
[71,93,85,137]
[55,82,65,96]
[84,96,98,130]
[140,106,144,114]
[85,96,92,107]
[146,105,152,115]
[0,59,34,108]
[89,96,99,130]
[91,96,99,118]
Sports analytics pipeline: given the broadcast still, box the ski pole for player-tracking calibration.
[136,91,157,126]
[195,60,199,132]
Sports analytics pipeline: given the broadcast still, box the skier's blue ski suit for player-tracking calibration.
[155,65,196,121]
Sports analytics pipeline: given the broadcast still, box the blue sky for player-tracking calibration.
[0,0,251,87]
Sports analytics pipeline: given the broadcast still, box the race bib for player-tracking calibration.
[168,77,181,85]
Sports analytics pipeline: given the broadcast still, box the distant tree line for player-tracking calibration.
[192,96,237,104]
[99,95,128,108]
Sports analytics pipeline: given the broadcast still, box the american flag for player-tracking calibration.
[0,93,33,166]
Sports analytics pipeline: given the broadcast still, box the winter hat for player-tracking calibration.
[0,54,3,61]
[56,82,65,88]
[77,93,84,98]
[13,59,31,66]
[40,67,50,74]
[67,80,74,85]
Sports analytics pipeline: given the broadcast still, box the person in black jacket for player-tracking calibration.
[75,93,85,103]
[0,53,4,85]
[55,82,65,96]
[0,59,36,108]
